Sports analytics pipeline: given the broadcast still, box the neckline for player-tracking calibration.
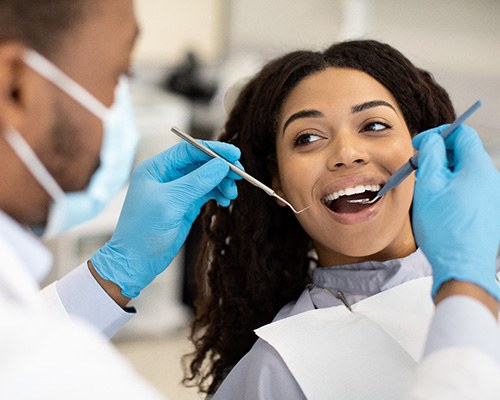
[309,249,430,308]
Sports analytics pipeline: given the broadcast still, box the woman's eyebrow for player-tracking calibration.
[282,109,325,134]
[351,100,396,114]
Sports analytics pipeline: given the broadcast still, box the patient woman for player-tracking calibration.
[183,40,456,399]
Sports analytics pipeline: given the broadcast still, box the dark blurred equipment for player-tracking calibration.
[162,51,217,103]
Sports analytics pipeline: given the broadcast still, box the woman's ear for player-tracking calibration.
[271,173,287,208]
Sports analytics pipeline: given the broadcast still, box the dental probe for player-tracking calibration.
[170,127,310,214]
[349,100,482,205]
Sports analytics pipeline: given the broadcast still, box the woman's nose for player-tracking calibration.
[326,133,368,170]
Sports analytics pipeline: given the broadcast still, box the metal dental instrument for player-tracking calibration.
[348,100,482,205]
[170,127,311,214]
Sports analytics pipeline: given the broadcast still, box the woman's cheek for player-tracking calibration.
[280,158,313,200]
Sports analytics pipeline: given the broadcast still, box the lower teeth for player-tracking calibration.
[326,193,376,213]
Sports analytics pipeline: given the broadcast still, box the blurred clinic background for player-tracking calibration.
[44,1,500,398]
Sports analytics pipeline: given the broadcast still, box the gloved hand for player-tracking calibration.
[412,124,500,301]
[91,140,242,298]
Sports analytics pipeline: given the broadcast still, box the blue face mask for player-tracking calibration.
[4,49,139,240]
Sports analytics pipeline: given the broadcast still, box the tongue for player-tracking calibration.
[329,193,372,214]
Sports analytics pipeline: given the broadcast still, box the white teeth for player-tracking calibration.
[323,184,381,203]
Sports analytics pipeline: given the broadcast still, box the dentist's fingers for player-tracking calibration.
[413,130,450,193]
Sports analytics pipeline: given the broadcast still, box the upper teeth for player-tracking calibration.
[324,184,381,203]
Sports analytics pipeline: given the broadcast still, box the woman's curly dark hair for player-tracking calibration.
[183,39,456,394]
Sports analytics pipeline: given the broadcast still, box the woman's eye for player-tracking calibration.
[293,132,323,146]
[363,121,390,132]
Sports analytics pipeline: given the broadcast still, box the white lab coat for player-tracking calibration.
[0,215,164,399]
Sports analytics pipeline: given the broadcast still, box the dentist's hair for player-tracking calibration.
[0,0,94,57]
[184,39,455,394]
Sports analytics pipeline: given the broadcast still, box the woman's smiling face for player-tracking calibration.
[273,67,417,266]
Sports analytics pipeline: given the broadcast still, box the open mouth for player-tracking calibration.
[323,184,382,213]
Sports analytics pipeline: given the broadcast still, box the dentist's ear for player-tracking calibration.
[0,44,22,122]
[0,43,39,131]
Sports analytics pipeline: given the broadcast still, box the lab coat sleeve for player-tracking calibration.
[405,296,500,399]
[40,262,134,338]
[406,347,500,399]
[423,295,500,363]
[213,338,307,400]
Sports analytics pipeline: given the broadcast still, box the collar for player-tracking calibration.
[0,210,52,283]
[310,249,431,308]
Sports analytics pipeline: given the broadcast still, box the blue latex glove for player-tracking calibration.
[91,140,242,298]
[412,124,500,301]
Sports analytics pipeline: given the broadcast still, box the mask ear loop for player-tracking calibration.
[22,49,109,121]
[4,128,64,201]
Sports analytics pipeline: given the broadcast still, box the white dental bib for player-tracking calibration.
[255,276,434,400]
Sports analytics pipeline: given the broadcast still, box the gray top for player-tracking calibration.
[213,249,431,400]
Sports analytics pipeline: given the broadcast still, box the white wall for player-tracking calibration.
[225,0,500,74]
